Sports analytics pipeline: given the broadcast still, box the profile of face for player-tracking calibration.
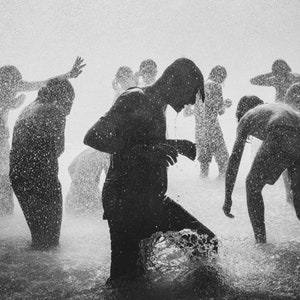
[174,85,200,113]
[159,58,204,113]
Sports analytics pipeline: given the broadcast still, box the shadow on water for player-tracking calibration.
[0,159,300,299]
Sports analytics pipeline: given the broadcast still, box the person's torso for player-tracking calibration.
[241,103,300,140]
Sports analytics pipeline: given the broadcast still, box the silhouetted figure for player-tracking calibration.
[84,58,218,283]
[10,78,76,250]
[250,59,300,103]
[137,59,158,87]
[184,65,232,179]
[112,66,138,103]
[223,96,300,243]
[65,148,109,215]
[0,57,85,215]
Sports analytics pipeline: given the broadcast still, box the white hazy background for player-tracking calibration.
[1,0,300,195]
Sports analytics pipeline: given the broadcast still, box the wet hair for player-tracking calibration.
[209,65,227,84]
[139,59,158,77]
[236,95,264,122]
[0,65,22,87]
[37,78,75,112]
[156,58,205,103]
[115,66,134,83]
[271,59,291,76]
[285,83,300,111]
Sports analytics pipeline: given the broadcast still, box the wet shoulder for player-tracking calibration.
[113,87,147,113]
[263,103,300,130]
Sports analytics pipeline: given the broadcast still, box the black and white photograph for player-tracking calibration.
[1,0,300,299]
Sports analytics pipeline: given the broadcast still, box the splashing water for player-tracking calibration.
[1,152,300,299]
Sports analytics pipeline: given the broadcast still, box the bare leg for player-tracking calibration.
[246,172,266,243]
[200,162,209,178]
[282,169,293,203]
[288,163,300,220]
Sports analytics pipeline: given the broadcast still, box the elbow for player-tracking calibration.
[83,130,95,148]
[83,128,115,154]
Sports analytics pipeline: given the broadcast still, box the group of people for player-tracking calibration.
[65,59,158,215]
[1,55,300,285]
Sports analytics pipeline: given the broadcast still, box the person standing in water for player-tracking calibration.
[10,78,79,250]
[65,148,110,215]
[223,95,300,243]
[0,57,85,215]
[250,59,300,202]
[84,58,218,284]
[184,65,232,179]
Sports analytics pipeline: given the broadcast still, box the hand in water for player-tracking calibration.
[223,199,234,218]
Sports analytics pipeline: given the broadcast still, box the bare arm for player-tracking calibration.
[16,57,86,92]
[223,129,247,218]
[6,94,25,109]
[250,72,276,86]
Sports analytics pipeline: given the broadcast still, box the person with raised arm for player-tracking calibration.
[0,57,85,215]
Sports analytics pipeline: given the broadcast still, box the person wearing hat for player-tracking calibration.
[0,57,85,215]
[250,59,300,103]
[84,58,218,284]
[184,65,232,179]
[9,78,76,250]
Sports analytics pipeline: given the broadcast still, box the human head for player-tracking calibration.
[0,65,22,103]
[208,65,227,84]
[236,95,264,122]
[37,78,75,116]
[285,83,300,111]
[155,58,205,113]
[139,59,158,86]
[271,59,291,77]
[115,66,136,90]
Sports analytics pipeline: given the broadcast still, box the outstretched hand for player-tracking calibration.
[69,57,86,78]
[167,139,196,161]
[223,199,234,218]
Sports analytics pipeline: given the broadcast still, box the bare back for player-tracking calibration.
[238,103,300,140]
